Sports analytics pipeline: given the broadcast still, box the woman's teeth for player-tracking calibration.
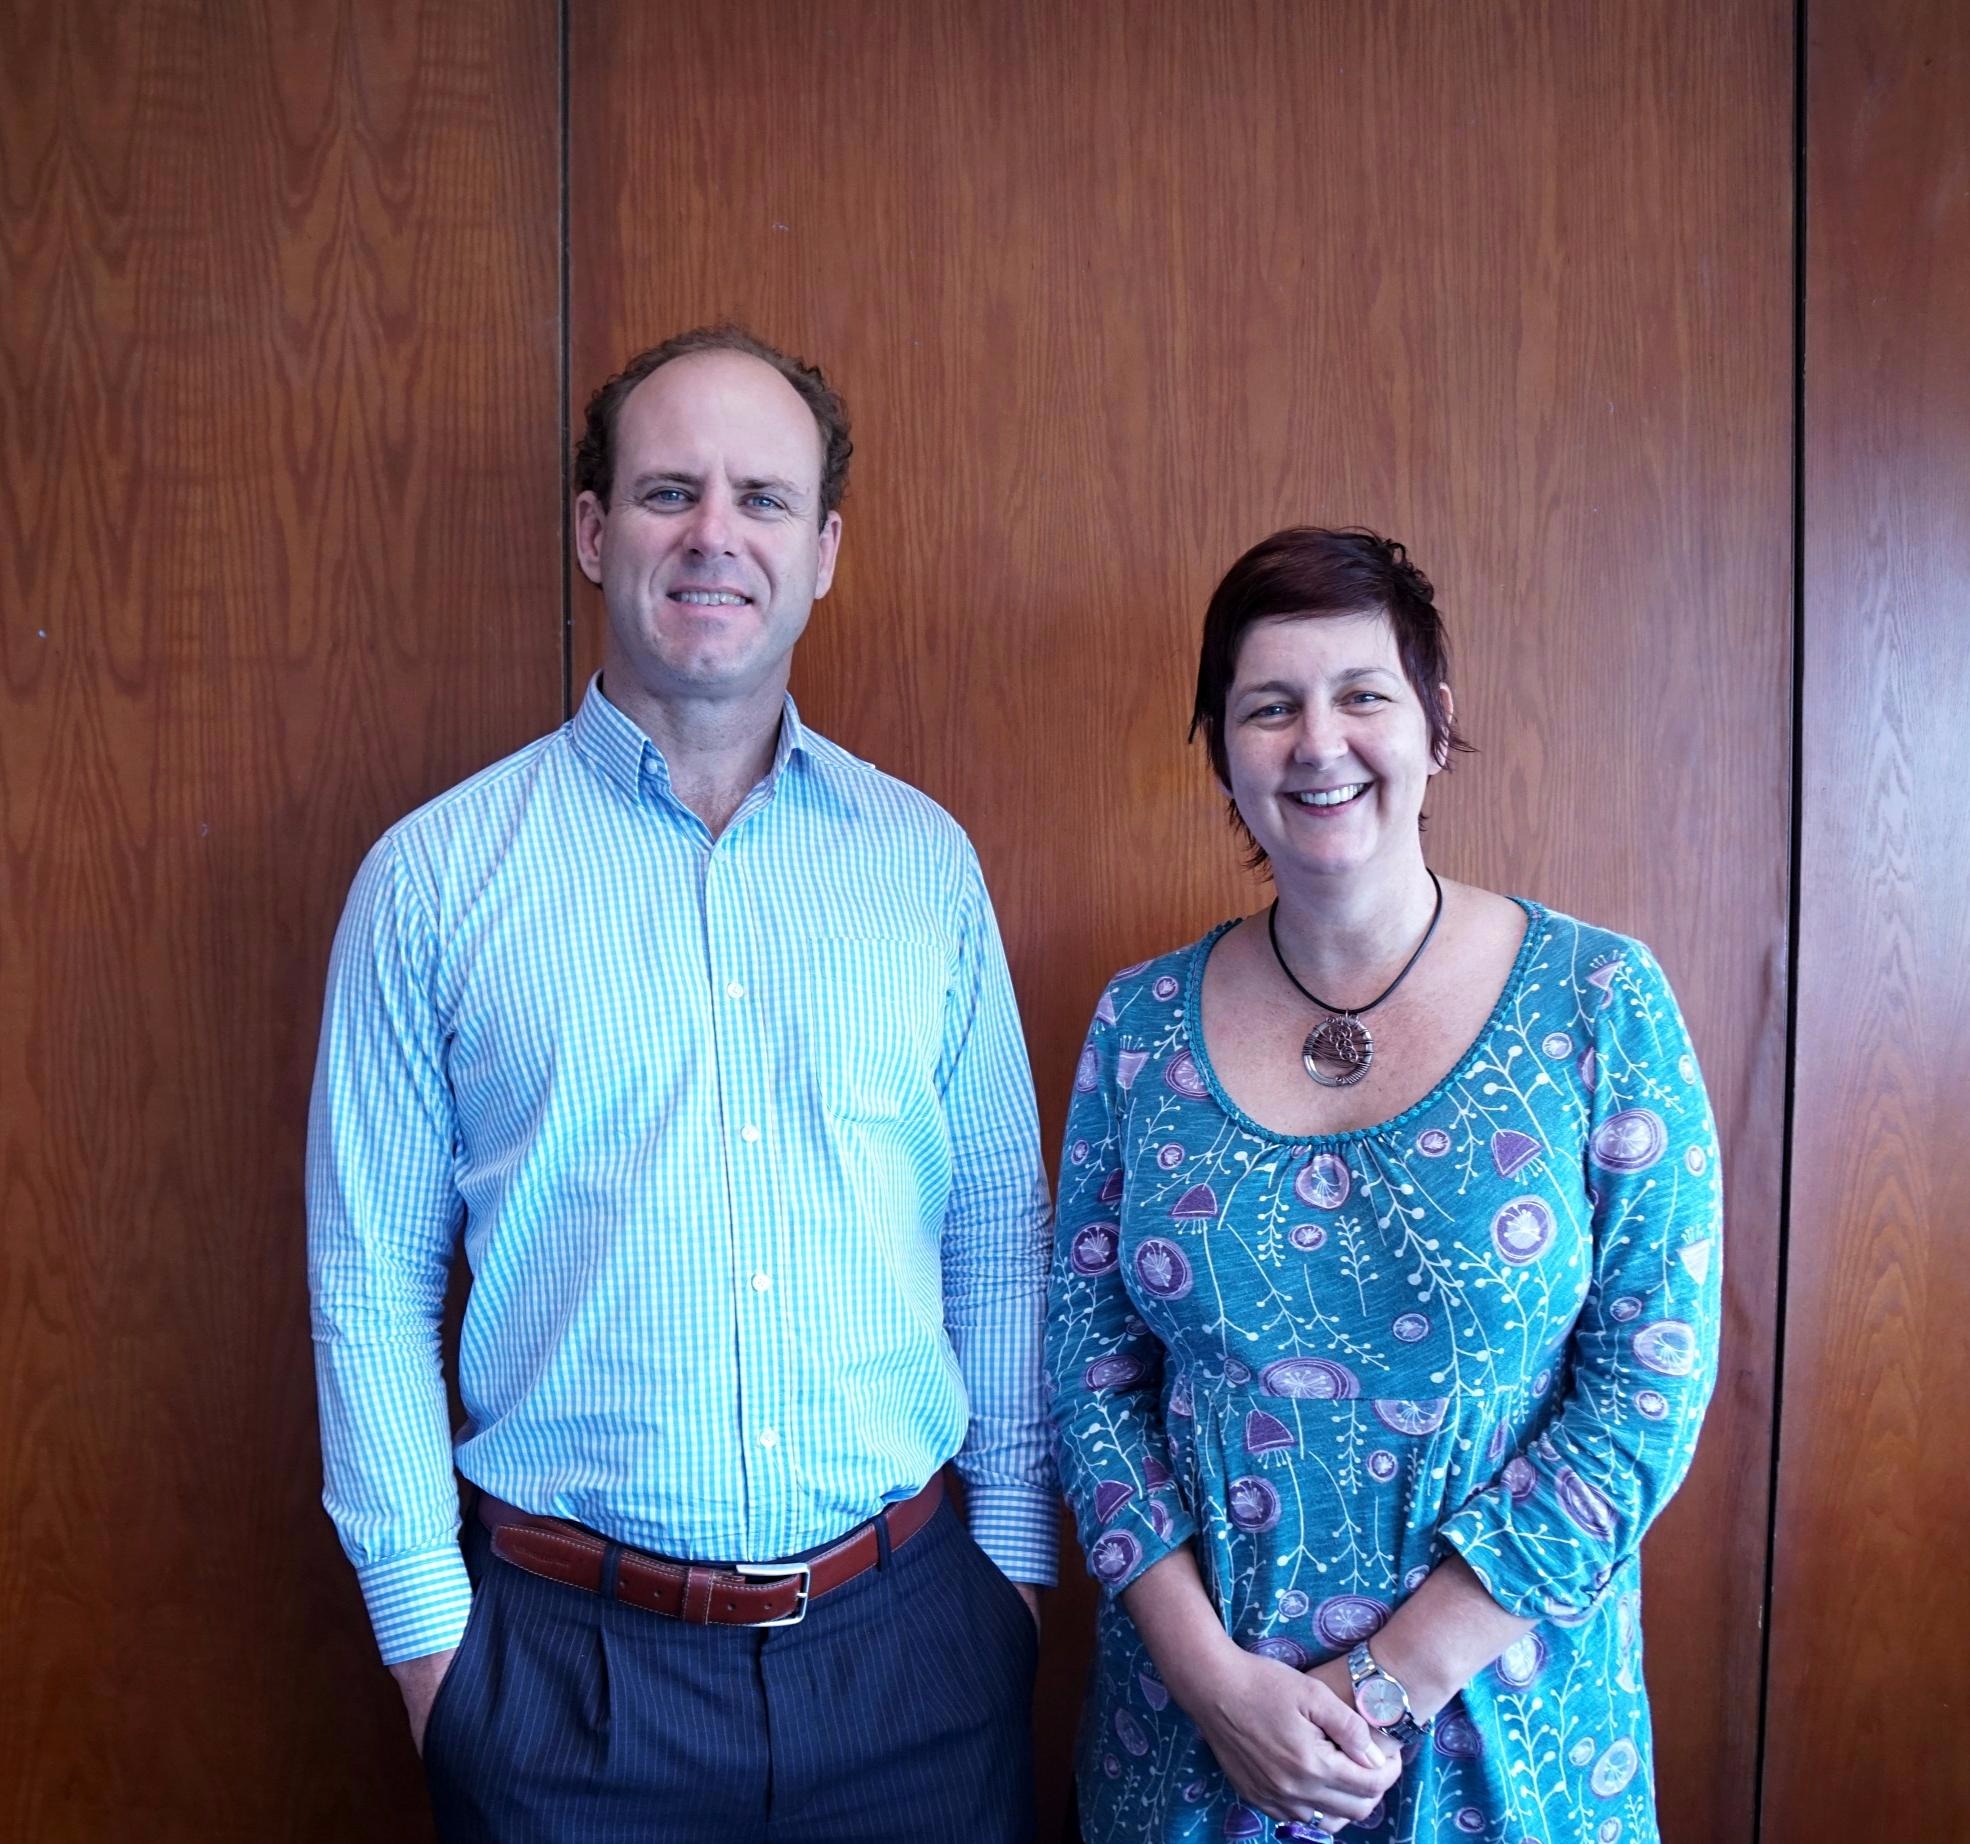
[1293,783,1370,808]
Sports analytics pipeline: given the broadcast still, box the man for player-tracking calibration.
[307,326,1053,1843]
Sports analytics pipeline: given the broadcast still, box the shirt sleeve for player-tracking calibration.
[936,843,1058,1586]
[306,833,473,1664]
[1437,942,1723,1621]
[1045,980,1199,1597]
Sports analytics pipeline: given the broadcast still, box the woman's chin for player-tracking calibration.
[1264,835,1380,884]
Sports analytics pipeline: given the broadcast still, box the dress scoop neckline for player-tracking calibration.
[1180,897,1548,1149]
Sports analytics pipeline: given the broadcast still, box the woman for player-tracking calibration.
[1047,529,1720,1844]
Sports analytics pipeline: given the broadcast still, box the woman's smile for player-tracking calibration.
[1285,780,1376,811]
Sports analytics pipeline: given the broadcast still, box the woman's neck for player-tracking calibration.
[1266,853,1442,999]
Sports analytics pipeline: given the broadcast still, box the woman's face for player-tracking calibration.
[1221,611,1446,883]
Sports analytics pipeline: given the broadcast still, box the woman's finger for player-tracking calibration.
[1300,1682,1386,1770]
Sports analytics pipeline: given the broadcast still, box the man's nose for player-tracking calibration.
[683,491,736,553]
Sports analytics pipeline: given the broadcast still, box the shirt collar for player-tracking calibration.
[570,674,810,804]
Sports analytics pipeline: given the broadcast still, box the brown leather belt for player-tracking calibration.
[477,1474,944,1628]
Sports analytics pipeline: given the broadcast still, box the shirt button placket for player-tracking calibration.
[707,846,778,1523]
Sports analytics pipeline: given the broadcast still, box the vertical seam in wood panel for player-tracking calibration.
[1753,3,1809,1837]
[558,0,573,719]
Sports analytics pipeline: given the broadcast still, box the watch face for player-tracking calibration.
[1357,1674,1407,1727]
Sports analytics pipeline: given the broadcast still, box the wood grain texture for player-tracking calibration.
[1764,0,1970,1834]
[0,1,561,1835]
[569,5,1792,1838]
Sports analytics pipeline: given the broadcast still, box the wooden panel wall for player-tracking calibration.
[0,2,560,1837]
[1763,0,1970,1835]
[50,4,1970,1840]
[570,5,1793,1839]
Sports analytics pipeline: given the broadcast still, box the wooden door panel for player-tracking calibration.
[1764,0,1970,1834]
[0,2,562,1836]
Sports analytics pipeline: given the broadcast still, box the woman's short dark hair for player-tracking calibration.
[572,324,852,524]
[1189,527,1474,866]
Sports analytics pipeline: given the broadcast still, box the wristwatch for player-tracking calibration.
[1345,1641,1434,1746]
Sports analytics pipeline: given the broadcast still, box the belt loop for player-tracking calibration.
[681,1566,717,1623]
[599,1540,624,1602]
[874,1505,894,1569]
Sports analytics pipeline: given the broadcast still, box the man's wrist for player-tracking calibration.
[387,1646,457,1688]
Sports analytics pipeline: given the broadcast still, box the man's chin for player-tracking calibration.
[653,649,794,707]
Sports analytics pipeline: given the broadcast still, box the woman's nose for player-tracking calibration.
[1292,709,1346,765]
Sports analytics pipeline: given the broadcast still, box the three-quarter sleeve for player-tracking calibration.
[1046,979,1199,1597]
[1437,943,1722,1620]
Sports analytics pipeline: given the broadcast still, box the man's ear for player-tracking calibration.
[812,509,844,601]
[574,491,607,586]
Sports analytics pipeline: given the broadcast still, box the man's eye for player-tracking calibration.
[645,487,687,506]
[743,494,785,512]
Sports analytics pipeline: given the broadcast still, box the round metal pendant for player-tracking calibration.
[1302,1014,1373,1088]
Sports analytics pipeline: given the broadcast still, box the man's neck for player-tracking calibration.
[599,667,789,837]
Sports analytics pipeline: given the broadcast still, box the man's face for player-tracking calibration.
[575,351,842,708]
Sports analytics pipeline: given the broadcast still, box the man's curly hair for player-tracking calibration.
[573,324,852,525]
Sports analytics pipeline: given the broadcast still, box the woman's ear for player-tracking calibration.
[1430,683,1456,772]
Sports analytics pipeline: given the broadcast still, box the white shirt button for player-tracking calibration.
[758,1428,778,1449]
[740,1124,760,1144]
[750,1271,772,1293]
[725,981,745,1000]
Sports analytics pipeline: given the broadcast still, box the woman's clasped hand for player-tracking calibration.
[1177,1643,1401,1832]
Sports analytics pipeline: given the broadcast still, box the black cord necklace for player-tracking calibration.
[1268,871,1445,1089]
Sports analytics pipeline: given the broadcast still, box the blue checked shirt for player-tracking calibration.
[307,678,1056,1664]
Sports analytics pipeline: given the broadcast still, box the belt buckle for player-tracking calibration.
[732,1559,812,1626]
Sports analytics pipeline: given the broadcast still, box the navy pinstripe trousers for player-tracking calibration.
[422,1495,1038,1843]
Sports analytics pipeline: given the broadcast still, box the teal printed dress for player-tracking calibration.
[1046,905,1721,1844]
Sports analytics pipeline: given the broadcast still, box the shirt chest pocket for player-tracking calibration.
[788,935,950,1122]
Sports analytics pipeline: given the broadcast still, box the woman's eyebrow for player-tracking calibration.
[1332,665,1404,687]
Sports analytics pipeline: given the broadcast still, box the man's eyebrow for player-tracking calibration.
[622,468,811,503]
[734,474,807,501]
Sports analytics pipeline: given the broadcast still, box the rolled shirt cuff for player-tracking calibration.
[356,1543,475,1666]
[962,1480,1060,1587]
